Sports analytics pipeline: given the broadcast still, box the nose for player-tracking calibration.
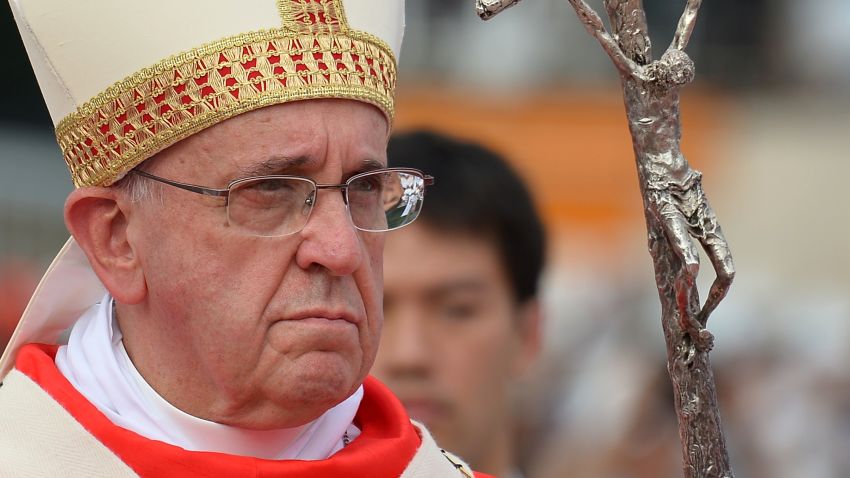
[376,308,432,379]
[294,188,364,276]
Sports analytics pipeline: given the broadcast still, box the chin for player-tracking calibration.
[287,362,363,405]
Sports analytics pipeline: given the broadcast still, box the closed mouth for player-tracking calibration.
[286,309,360,325]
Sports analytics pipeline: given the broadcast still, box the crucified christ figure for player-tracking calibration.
[475,1,736,477]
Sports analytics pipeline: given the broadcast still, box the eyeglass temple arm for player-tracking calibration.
[129,169,230,197]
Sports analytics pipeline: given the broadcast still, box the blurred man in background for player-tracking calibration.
[373,130,546,478]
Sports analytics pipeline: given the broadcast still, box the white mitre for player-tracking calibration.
[0,0,405,379]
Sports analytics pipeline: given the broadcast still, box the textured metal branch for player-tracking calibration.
[475,0,736,476]
[671,0,703,50]
[475,0,523,20]
[604,0,652,65]
[565,0,646,78]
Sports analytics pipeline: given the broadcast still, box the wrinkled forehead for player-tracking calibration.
[143,99,390,182]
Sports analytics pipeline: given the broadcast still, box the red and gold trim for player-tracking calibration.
[56,0,396,188]
[278,0,349,33]
[14,344,423,477]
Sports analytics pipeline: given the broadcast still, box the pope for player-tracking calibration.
[0,1,489,476]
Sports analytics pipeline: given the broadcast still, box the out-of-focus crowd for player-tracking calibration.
[521,266,850,478]
[0,261,37,353]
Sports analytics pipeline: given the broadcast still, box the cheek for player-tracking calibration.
[353,234,385,365]
[139,208,295,316]
[361,233,385,315]
[445,316,518,391]
[202,238,301,314]
[367,233,384,280]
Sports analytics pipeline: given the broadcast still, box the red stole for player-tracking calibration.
[14,344,421,477]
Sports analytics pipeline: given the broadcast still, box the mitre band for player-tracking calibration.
[11,0,401,187]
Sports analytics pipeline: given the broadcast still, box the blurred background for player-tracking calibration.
[2,1,849,476]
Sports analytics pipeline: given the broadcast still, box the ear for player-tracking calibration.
[64,187,147,304]
[511,298,543,377]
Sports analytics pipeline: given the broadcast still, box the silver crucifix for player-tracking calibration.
[475,1,736,477]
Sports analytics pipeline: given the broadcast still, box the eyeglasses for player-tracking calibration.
[129,167,434,237]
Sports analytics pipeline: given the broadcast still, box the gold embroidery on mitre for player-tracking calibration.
[56,0,396,188]
[278,0,349,32]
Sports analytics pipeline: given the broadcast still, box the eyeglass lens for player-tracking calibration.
[227,170,427,236]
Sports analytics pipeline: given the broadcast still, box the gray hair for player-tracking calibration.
[113,162,164,204]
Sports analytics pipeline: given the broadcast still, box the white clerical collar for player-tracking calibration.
[55,294,362,459]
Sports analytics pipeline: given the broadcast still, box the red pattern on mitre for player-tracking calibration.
[14,344,423,477]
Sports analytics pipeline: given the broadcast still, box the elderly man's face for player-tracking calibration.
[121,99,387,429]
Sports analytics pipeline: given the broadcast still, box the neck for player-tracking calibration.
[480,417,517,478]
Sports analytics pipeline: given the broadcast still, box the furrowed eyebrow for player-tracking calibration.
[362,158,386,170]
[354,158,387,175]
[235,156,386,182]
[236,155,311,178]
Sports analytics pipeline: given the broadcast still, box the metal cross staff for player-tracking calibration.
[475,1,736,477]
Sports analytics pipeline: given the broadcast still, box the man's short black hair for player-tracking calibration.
[388,130,546,303]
